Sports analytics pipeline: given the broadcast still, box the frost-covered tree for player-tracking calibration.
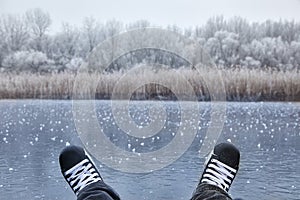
[290,41,300,69]
[0,14,30,68]
[25,8,51,52]
[204,31,240,66]
[0,25,6,67]
[227,16,253,43]
[0,14,29,52]
[50,23,80,70]
[65,57,83,72]
[246,37,291,69]
[2,50,55,73]
[81,17,105,53]
[1,10,300,72]
[103,20,123,64]
[105,19,123,38]
[241,56,261,68]
[202,16,227,39]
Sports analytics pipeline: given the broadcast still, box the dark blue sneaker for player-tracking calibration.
[200,143,240,192]
[59,145,102,195]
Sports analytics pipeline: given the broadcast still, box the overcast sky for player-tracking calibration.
[1,0,300,33]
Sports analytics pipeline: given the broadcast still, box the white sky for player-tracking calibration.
[1,0,300,33]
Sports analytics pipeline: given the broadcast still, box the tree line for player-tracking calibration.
[0,8,300,73]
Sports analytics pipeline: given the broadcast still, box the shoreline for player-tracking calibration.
[0,99,299,104]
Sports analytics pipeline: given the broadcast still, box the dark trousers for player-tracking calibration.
[77,181,232,200]
[77,182,120,200]
[190,183,232,200]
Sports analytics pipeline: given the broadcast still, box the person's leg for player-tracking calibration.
[191,143,240,200]
[59,145,121,200]
[76,181,120,200]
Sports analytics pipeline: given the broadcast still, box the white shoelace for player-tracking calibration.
[201,158,237,192]
[64,159,102,195]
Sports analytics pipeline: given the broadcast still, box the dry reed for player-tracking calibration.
[0,67,299,101]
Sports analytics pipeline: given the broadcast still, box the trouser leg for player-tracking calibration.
[190,183,232,200]
[77,181,121,200]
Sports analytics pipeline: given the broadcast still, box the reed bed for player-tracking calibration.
[0,67,299,101]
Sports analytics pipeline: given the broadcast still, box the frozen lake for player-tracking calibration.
[0,100,299,200]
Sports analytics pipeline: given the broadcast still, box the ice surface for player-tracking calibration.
[0,100,299,199]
